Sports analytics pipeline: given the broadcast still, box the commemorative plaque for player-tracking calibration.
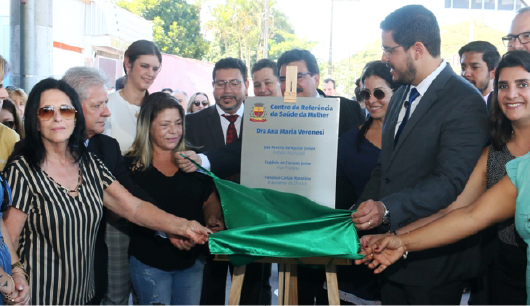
[240,96,340,208]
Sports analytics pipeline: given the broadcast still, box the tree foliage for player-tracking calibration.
[116,0,208,59]
[205,0,317,69]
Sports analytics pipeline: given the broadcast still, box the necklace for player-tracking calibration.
[43,164,83,194]
[119,90,140,119]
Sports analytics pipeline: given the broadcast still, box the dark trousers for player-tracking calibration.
[297,265,328,305]
[200,255,272,305]
[380,277,464,305]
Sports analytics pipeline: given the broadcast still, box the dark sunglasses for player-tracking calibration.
[193,100,209,107]
[1,121,14,130]
[37,105,77,121]
[360,89,386,101]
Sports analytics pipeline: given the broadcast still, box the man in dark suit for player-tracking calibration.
[178,50,366,179]
[62,67,158,305]
[459,41,500,113]
[351,5,489,304]
[186,57,272,305]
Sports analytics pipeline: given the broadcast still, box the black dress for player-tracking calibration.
[486,146,527,304]
[335,126,381,304]
[125,157,215,271]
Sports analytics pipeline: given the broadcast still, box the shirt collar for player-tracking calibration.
[413,60,447,96]
[216,103,245,118]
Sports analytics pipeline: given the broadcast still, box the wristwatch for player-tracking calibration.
[381,202,390,225]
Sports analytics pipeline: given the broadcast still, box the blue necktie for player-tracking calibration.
[394,87,420,147]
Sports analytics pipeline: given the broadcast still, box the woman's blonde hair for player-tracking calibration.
[186,92,210,113]
[127,92,186,170]
[0,55,10,80]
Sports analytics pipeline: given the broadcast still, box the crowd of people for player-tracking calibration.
[0,3,528,305]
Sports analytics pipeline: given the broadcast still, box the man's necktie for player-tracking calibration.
[394,87,420,147]
[222,114,239,144]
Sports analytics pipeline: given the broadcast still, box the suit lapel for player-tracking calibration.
[207,106,226,148]
[381,86,408,172]
[388,65,453,166]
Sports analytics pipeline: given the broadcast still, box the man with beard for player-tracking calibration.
[185,57,270,305]
[459,41,500,111]
[351,5,489,304]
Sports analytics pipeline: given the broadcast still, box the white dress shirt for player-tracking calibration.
[395,61,447,136]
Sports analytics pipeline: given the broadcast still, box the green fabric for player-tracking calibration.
[184,155,363,266]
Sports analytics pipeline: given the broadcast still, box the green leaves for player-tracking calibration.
[117,0,208,59]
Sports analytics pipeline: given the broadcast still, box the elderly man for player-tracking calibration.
[173,89,188,111]
[62,67,158,305]
[503,6,530,52]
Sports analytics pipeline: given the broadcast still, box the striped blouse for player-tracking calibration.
[4,153,115,305]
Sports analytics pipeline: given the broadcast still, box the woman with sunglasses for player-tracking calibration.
[334,60,398,305]
[186,92,210,113]
[2,78,211,305]
[0,99,24,139]
[358,50,530,305]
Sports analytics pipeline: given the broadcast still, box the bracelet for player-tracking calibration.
[2,275,15,305]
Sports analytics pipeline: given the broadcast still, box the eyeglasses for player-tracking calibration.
[1,121,14,129]
[214,79,243,89]
[37,105,77,121]
[193,100,209,107]
[502,32,530,47]
[382,45,402,56]
[279,72,314,84]
[360,89,387,101]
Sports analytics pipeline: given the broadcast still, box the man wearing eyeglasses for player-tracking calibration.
[503,6,530,52]
[351,5,488,305]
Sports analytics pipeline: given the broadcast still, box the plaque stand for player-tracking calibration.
[214,255,350,305]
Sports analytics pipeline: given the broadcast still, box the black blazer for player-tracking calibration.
[359,64,489,286]
[87,134,156,203]
[201,94,367,178]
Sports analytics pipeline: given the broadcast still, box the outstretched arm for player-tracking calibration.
[356,174,517,273]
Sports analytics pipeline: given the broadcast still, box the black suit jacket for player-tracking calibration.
[186,105,242,181]
[87,134,156,203]
[359,64,489,286]
[201,93,366,178]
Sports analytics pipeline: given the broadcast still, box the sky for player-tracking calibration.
[201,0,519,63]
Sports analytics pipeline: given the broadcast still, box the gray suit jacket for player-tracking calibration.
[359,64,489,286]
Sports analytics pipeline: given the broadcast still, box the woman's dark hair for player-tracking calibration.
[490,50,530,150]
[8,78,88,169]
[356,61,399,151]
[1,98,25,139]
[123,40,162,75]
[123,40,162,103]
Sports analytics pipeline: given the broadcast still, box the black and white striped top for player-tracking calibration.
[4,153,115,305]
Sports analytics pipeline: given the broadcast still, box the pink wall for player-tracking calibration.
[150,53,215,106]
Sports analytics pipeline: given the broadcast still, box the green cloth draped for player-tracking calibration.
[186,155,363,266]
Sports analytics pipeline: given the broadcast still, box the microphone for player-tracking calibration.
[404,101,410,108]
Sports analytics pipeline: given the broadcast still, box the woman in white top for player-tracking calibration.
[104,40,162,154]
[101,40,162,305]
